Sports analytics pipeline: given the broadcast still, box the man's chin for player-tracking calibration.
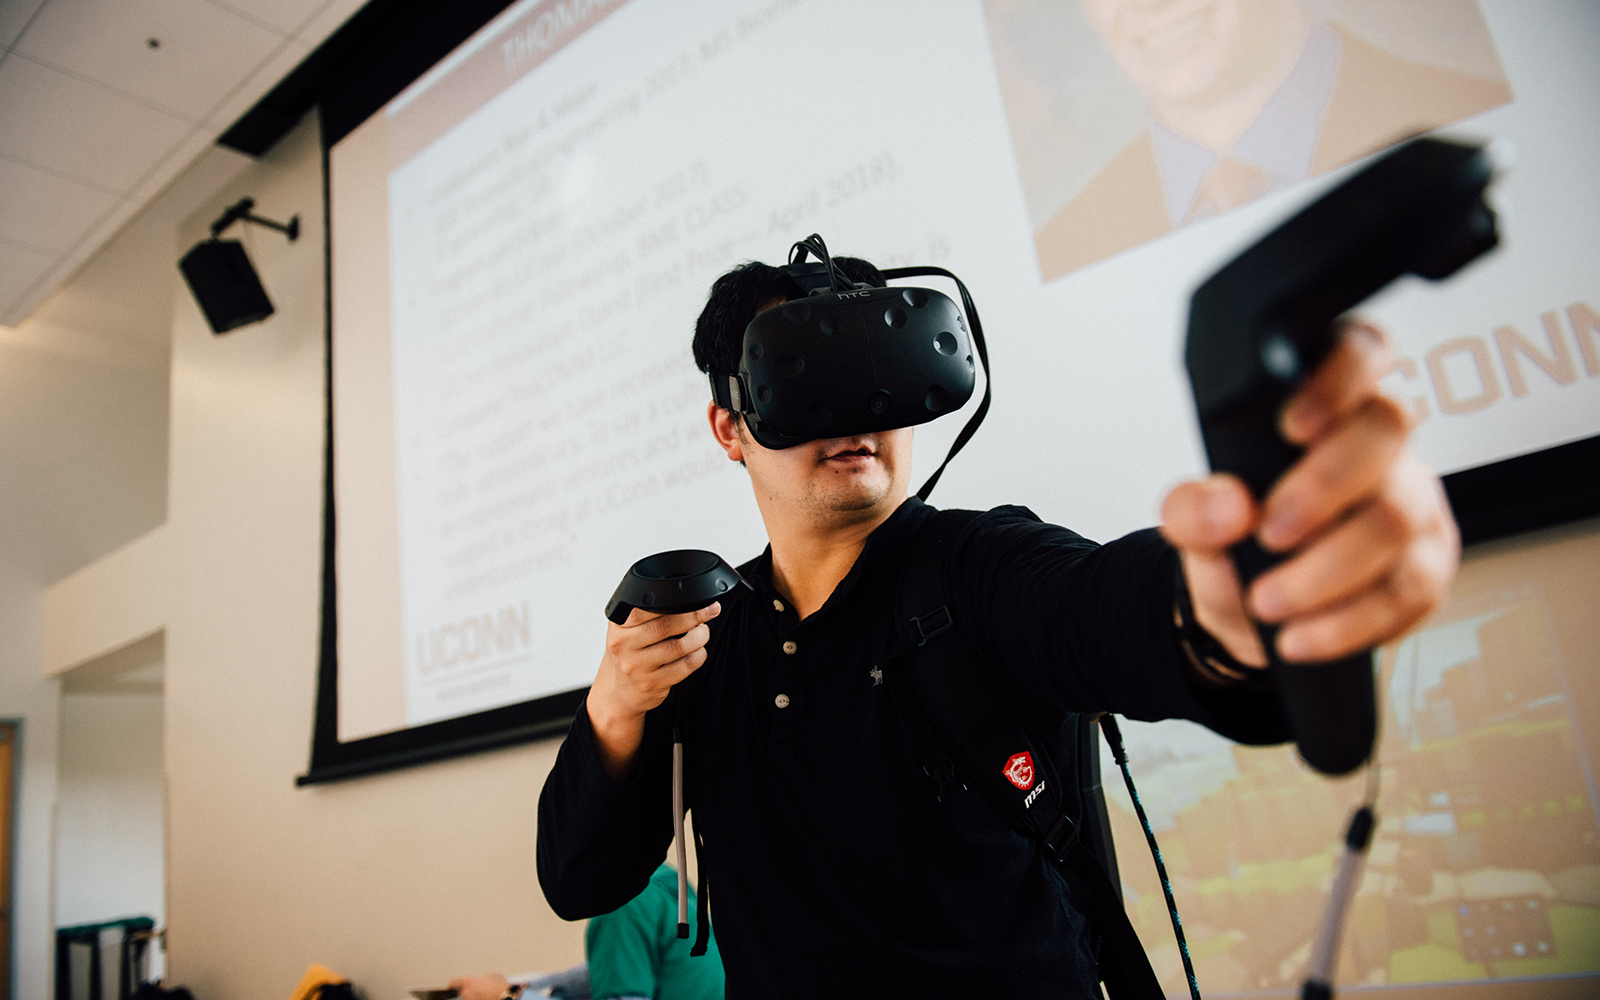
[809,472,896,514]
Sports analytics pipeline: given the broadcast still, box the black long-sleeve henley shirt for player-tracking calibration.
[538,498,1290,998]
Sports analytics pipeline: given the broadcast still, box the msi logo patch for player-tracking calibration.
[1024,781,1047,809]
[1003,751,1035,791]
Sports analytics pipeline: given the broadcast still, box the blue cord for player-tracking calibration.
[1102,715,1202,1000]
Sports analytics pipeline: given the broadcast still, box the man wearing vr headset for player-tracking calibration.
[538,252,1458,997]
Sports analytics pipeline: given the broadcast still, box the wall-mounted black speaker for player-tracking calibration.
[179,239,275,334]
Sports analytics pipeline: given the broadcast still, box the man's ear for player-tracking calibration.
[708,401,746,463]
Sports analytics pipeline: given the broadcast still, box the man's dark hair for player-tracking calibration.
[692,256,885,379]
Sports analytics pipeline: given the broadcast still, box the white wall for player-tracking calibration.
[0,318,169,1000]
[0,259,172,999]
[0,106,235,1000]
[55,691,165,930]
[45,526,169,679]
[162,114,584,1000]
[0,570,61,1000]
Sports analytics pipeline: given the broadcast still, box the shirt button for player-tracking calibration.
[774,693,791,708]
[773,599,785,612]
[781,640,798,655]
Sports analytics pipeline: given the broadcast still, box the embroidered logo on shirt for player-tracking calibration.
[869,665,883,686]
[1003,751,1036,791]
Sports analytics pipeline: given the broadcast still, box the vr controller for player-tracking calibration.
[1185,136,1500,775]
[605,549,749,625]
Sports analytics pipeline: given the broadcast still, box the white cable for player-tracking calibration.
[1302,802,1376,1000]
[672,736,689,937]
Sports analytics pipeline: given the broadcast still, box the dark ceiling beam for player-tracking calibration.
[217,0,519,156]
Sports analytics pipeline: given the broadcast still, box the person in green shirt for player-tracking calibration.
[448,863,722,1000]
[585,864,723,1000]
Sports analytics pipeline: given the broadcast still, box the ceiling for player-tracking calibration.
[0,0,368,328]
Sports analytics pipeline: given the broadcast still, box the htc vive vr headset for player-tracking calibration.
[709,234,991,499]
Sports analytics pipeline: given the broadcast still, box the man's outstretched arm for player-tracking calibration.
[950,320,1454,740]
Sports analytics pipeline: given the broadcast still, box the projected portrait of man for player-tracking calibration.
[989,0,1513,280]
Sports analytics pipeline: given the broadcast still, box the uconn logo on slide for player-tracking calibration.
[416,602,531,674]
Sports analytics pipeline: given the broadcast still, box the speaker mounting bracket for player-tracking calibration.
[209,196,299,242]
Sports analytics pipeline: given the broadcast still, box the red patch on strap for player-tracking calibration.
[1003,751,1035,791]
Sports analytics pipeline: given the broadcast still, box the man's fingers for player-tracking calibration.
[621,607,665,628]
[1260,393,1408,551]
[623,602,721,643]
[1250,455,1438,621]
[1281,320,1393,444]
[606,603,719,690]
[611,621,712,671]
[662,645,709,685]
[1160,474,1257,553]
[1163,476,1272,667]
[1179,549,1269,667]
[654,622,711,661]
[1275,528,1457,661]
[1250,502,1399,623]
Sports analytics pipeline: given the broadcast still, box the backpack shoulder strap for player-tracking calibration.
[886,508,1165,1000]
[1075,712,1123,906]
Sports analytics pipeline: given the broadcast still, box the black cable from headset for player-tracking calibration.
[789,233,852,293]
[1100,714,1203,1000]
[879,265,991,502]
[781,238,993,500]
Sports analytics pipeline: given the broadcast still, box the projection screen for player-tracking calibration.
[324,0,1598,745]
[305,0,1600,992]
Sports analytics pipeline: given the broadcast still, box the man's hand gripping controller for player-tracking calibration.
[1184,137,1499,775]
[604,549,748,942]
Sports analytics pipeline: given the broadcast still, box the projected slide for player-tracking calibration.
[328,0,1600,749]
[985,0,1513,279]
